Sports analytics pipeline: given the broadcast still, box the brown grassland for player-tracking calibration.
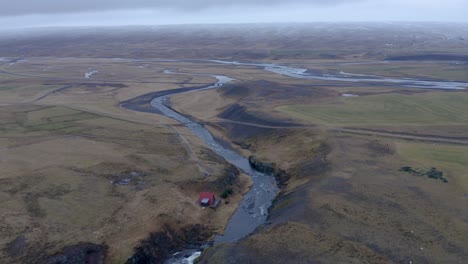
[0,23,467,263]
[169,61,468,263]
[0,58,253,263]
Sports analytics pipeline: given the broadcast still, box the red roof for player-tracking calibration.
[198,192,215,206]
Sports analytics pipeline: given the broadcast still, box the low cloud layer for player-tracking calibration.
[0,0,351,16]
[0,0,466,29]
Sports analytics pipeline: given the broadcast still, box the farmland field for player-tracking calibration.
[277,91,468,126]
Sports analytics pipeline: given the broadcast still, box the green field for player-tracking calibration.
[396,142,468,190]
[277,92,468,126]
[335,63,468,81]
[0,82,62,102]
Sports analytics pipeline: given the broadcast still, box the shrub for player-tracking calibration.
[221,188,233,199]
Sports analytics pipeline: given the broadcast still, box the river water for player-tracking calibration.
[149,59,466,263]
[151,75,278,264]
[207,60,468,90]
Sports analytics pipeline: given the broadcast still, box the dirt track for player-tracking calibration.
[333,127,468,145]
[210,119,468,145]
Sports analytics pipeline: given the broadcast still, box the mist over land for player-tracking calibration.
[0,0,467,29]
[1,23,467,60]
[0,2,468,263]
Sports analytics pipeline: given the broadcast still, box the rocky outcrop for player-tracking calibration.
[219,103,301,128]
[213,165,240,190]
[46,243,107,264]
[126,224,212,264]
[248,156,290,188]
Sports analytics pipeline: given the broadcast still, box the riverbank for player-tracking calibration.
[165,60,467,263]
[121,74,279,263]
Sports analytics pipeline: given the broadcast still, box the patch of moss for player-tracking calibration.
[399,166,448,183]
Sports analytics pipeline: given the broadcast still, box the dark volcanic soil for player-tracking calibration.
[386,54,468,61]
[120,85,208,114]
[126,225,212,264]
[218,103,301,127]
[46,243,107,264]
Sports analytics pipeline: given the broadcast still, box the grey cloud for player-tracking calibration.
[0,0,352,16]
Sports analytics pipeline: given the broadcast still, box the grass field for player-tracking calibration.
[0,57,259,263]
[0,104,253,263]
[199,126,468,264]
[396,142,468,190]
[165,63,468,263]
[277,91,468,126]
[0,82,63,103]
[332,62,468,81]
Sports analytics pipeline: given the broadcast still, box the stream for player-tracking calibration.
[145,59,466,263]
[207,60,468,90]
[151,75,279,264]
[2,56,465,263]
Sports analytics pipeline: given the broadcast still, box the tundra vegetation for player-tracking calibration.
[0,23,467,263]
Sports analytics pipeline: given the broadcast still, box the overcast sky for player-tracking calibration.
[0,0,467,29]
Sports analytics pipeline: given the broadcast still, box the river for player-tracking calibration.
[206,60,467,90]
[143,59,466,263]
[151,75,278,264]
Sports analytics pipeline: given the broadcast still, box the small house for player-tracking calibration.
[198,192,217,207]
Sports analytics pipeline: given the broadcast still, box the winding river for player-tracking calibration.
[207,60,468,90]
[2,56,466,263]
[140,59,466,263]
[269,67,467,90]
[152,75,278,264]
